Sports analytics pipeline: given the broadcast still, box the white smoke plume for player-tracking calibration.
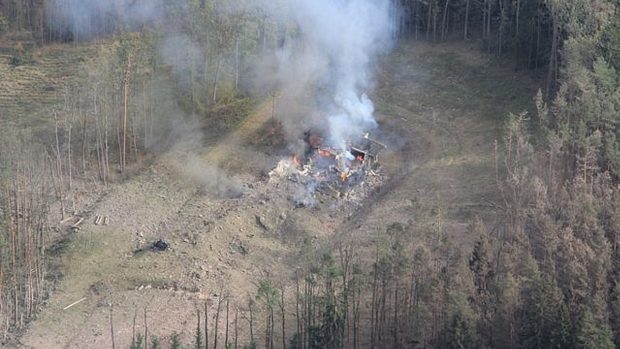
[275,0,395,150]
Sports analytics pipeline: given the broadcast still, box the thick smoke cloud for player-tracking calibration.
[275,0,395,150]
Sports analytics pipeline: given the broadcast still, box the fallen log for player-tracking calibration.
[63,297,87,310]
[71,217,84,228]
[60,216,75,224]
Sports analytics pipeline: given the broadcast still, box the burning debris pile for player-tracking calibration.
[269,130,387,207]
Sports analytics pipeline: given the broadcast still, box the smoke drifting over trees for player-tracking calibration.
[45,0,164,40]
[48,0,396,149]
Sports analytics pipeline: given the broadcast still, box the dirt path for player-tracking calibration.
[16,41,538,349]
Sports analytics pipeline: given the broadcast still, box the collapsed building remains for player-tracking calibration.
[269,130,387,207]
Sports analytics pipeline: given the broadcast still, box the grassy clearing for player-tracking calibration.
[369,41,538,244]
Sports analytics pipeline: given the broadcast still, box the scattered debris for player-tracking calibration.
[269,131,387,207]
[152,239,169,251]
[71,217,84,230]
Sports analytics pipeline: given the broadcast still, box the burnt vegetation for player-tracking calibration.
[1,0,620,348]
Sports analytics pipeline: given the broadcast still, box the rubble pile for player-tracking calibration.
[269,132,387,208]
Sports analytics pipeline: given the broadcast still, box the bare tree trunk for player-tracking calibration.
[414,0,419,40]
[515,0,521,36]
[11,178,19,327]
[235,38,240,91]
[486,0,492,53]
[265,312,270,349]
[81,106,87,174]
[280,286,286,349]
[371,252,378,349]
[66,114,72,191]
[142,80,148,150]
[53,112,65,220]
[498,0,505,56]
[212,57,222,104]
[131,120,139,165]
[546,15,558,97]
[132,309,137,345]
[353,276,360,349]
[214,296,223,349]
[0,251,4,335]
[234,308,238,349]
[535,13,541,70]
[144,308,148,349]
[197,309,203,349]
[295,273,301,349]
[110,306,116,349]
[393,288,399,349]
[426,2,432,41]
[103,93,110,185]
[225,299,230,349]
[441,0,450,41]
[432,4,438,41]
[249,298,254,345]
[205,302,209,349]
[270,309,275,349]
[464,0,470,39]
[122,54,132,172]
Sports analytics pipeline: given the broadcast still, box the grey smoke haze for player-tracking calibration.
[47,0,163,39]
[50,0,395,195]
[51,0,395,150]
[159,34,203,89]
[175,154,245,198]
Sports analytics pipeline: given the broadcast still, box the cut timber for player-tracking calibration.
[60,216,75,224]
[94,215,110,226]
[63,297,87,310]
[71,217,84,228]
